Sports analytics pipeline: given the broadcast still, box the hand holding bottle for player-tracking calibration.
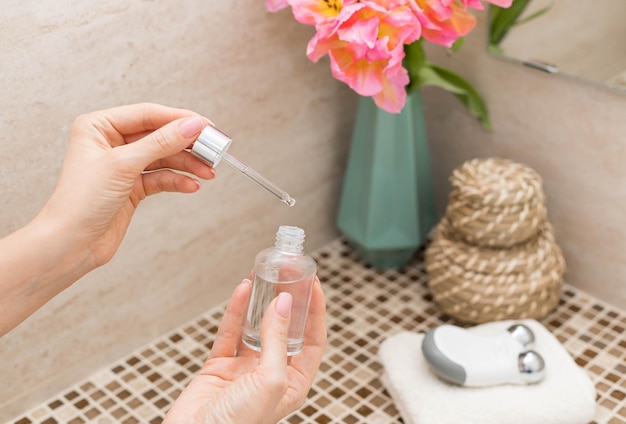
[164,277,327,424]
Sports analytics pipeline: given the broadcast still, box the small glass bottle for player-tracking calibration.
[242,226,317,355]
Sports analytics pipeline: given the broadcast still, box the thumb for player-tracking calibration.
[126,115,206,170]
[259,292,292,373]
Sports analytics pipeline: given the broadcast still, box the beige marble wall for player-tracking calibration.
[421,15,626,313]
[0,1,356,419]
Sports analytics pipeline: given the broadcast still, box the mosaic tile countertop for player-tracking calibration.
[10,238,626,424]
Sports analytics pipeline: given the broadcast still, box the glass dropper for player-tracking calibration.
[190,125,296,207]
[220,152,296,206]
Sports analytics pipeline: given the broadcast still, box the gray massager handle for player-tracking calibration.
[422,328,467,385]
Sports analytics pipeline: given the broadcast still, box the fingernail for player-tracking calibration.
[179,116,204,138]
[276,292,292,318]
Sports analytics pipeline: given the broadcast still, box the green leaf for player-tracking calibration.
[404,40,426,93]
[489,0,533,47]
[449,37,465,54]
[489,5,502,25]
[403,38,491,129]
[489,1,552,54]
[514,4,552,26]
[488,45,505,55]
[418,64,492,130]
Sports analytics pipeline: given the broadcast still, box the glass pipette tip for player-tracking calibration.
[221,152,296,207]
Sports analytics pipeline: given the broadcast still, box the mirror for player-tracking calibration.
[488,0,626,93]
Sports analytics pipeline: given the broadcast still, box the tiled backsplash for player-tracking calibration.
[10,239,626,423]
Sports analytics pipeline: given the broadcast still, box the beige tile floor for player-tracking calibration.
[9,238,626,424]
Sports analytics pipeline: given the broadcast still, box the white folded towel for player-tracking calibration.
[379,319,596,424]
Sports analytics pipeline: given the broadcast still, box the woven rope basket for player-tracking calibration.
[447,158,547,248]
[426,219,565,323]
[425,158,565,324]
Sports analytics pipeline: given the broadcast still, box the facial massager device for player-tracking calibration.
[421,323,545,387]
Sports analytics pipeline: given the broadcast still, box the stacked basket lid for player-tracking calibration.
[426,158,565,324]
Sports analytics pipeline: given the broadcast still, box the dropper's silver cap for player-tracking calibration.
[191,126,232,167]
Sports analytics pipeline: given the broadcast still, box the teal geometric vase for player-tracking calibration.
[337,92,437,268]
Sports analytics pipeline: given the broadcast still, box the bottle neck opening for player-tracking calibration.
[275,226,305,253]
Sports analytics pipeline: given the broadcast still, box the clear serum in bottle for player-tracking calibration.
[243,226,317,356]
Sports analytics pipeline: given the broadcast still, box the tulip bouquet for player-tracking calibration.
[266,0,512,129]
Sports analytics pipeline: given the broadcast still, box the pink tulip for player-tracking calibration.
[265,0,290,12]
[482,0,512,7]
[306,1,421,113]
[266,0,513,113]
[288,0,354,25]
[328,44,410,113]
[373,63,410,112]
[413,0,477,47]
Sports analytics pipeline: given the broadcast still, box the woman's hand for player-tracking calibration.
[164,278,327,424]
[38,102,215,269]
[0,103,215,336]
